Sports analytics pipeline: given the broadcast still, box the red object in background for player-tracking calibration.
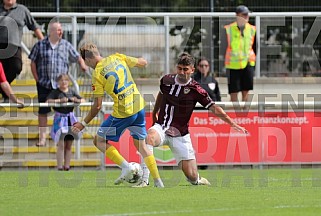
[0,62,7,83]
[105,111,321,165]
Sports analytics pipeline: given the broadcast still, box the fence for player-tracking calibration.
[12,12,321,167]
[17,0,321,13]
[19,11,321,79]
[3,101,321,167]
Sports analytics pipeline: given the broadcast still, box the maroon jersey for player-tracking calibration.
[156,74,214,137]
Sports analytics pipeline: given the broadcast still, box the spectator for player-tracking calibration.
[0,61,23,106]
[193,57,221,102]
[72,42,164,187]
[28,21,87,147]
[136,52,248,187]
[194,58,220,170]
[0,0,44,102]
[222,5,256,102]
[46,74,84,171]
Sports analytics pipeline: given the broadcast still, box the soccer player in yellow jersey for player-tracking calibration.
[72,42,164,187]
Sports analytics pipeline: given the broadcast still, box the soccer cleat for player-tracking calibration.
[198,177,211,185]
[132,180,149,188]
[154,179,165,188]
[114,176,126,185]
[114,168,128,185]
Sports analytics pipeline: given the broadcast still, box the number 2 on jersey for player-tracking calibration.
[105,64,133,94]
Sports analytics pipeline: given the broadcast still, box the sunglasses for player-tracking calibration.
[199,64,209,68]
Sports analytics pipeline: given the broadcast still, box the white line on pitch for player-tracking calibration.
[94,205,321,216]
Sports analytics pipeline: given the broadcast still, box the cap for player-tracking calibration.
[235,5,251,14]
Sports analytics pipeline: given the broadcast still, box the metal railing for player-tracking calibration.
[3,100,321,109]
[20,41,87,159]
[26,12,321,77]
[14,11,321,167]
[2,100,321,168]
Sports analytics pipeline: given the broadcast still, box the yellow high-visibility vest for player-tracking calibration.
[224,22,256,69]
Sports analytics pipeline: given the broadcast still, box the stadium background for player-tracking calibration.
[1,2,321,215]
[18,0,321,78]
[1,0,321,167]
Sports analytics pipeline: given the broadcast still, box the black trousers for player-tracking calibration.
[0,44,22,100]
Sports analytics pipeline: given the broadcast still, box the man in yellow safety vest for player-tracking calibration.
[222,5,256,103]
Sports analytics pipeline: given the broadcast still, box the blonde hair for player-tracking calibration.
[56,74,70,82]
[79,42,100,60]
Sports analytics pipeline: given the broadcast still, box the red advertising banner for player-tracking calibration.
[105,111,321,165]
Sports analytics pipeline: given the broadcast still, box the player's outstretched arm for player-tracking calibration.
[209,104,248,134]
[84,96,102,124]
[72,97,102,133]
[135,57,148,68]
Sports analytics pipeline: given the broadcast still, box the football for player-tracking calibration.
[124,162,143,183]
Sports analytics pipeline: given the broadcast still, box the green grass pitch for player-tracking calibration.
[1,168,321,216]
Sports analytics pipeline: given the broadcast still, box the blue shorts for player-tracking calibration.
[97,109,147,142]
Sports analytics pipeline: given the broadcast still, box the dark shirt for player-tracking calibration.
[156,74,214,137]
[193,72,221,102]
[0,3,40,47]
[47,88,82,114]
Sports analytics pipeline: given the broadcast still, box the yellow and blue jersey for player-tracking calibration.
[92,53,145,118]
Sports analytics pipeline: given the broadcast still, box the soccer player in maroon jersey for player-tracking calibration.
[135,52,247,187]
